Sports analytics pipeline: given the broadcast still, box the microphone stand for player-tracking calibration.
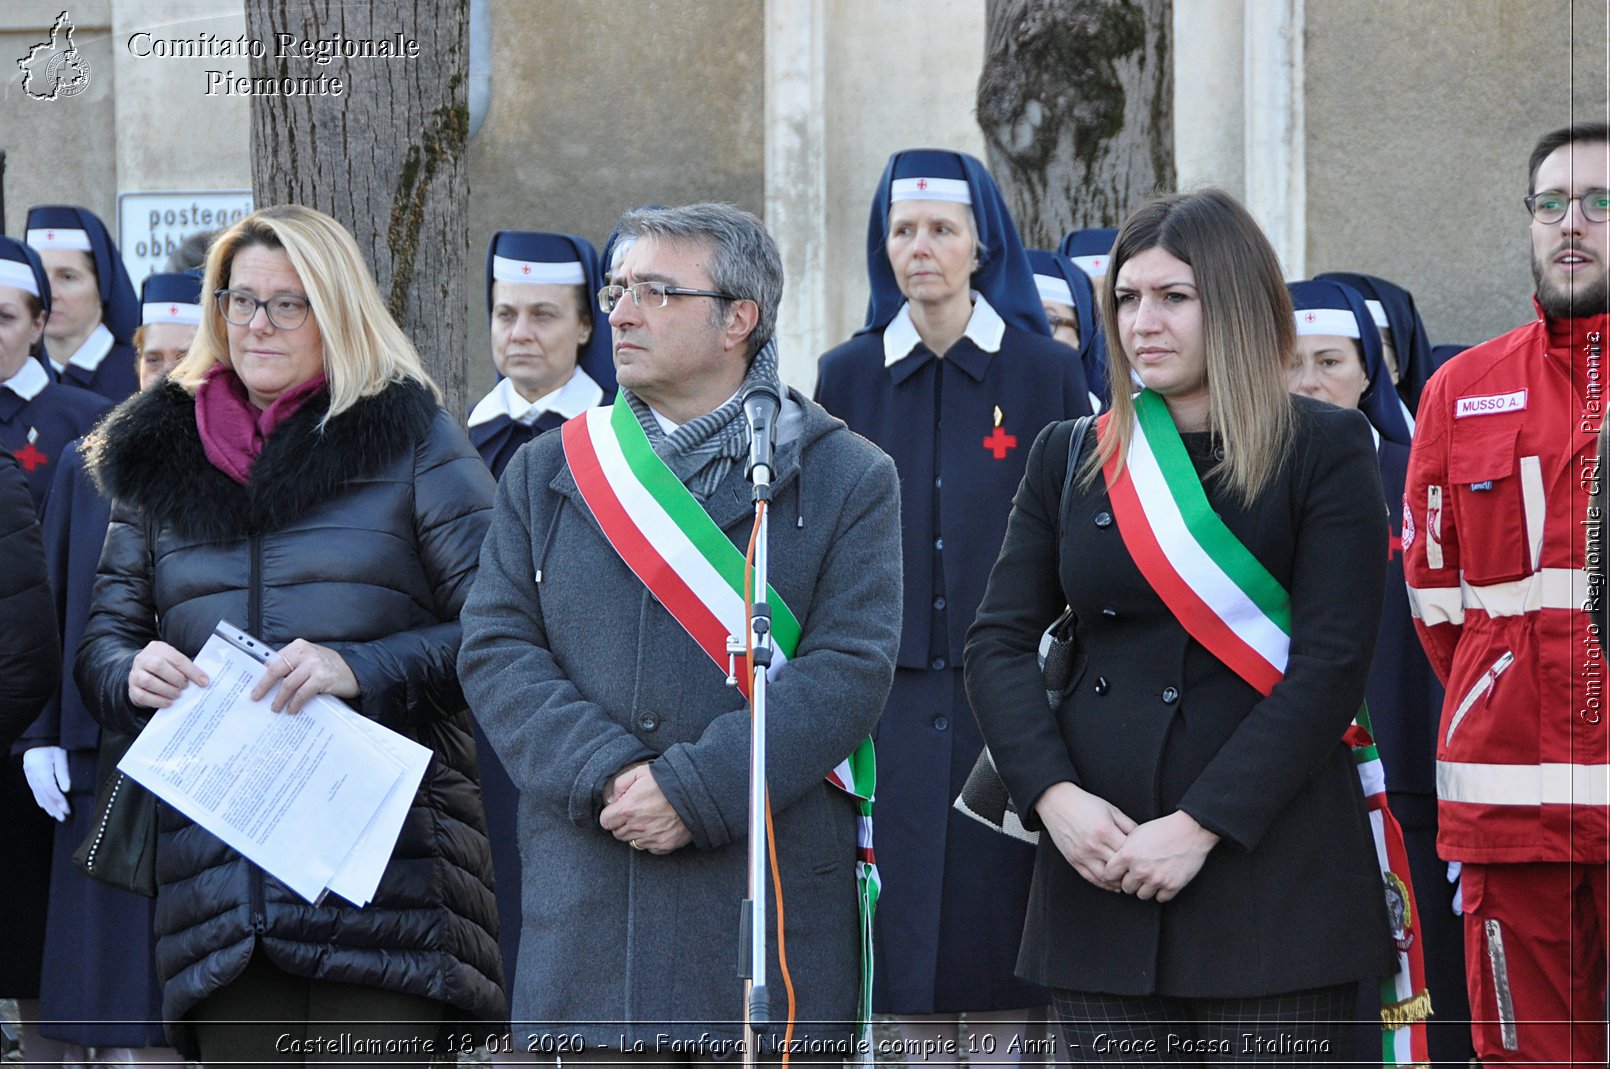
[732,391,777,1069]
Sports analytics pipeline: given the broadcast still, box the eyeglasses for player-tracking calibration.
[216,289,312,330]
[1045,314,1077,335]
[1524,189,1610,224]
[598,281,741,314]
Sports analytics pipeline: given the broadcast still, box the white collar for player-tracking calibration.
[650,387,743,436]
[2,357,50,402]
[883,293,1006,367]
[1397,393,1416,437]
[468,367,603,428]
[52,323,115,375]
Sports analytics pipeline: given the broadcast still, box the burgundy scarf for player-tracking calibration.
[195,364,328,485]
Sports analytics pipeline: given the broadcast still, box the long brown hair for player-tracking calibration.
[1083,189,1295,507]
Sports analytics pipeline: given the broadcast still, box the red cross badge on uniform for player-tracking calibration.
[982,405,1016,460]
[16,427,47,472]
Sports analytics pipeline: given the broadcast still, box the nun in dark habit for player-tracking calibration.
[17,272,202,1068]
[464,230,613,1039]
[1287,279,1472,1069]
[468,230,615,481]
[1315,271,1438,427]
[815,148,1091,1063]
[1027,247,1109,412]
[26,205,142,403]
[0,234,109,1068]
[1057,226,1119,287]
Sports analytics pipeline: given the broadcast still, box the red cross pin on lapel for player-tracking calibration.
[982,405,1017,460]
[17,427,47,472]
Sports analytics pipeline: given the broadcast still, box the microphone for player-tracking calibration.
[742,380,782,485]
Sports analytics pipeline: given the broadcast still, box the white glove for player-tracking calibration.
[1447,860,1463,915]
[22,746,72,821]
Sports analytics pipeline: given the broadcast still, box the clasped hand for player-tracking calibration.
[1035,783,1219,902]
[128,637,357,715]
[599,762,692,855]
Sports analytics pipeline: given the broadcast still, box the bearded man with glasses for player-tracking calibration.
[1404,122,1610,1068]
[460,203,902,1063]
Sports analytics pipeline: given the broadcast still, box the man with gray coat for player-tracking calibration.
[459,203,902,1059]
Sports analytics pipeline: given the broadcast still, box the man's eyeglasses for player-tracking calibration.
[216,289,313,330]
[1524,189,1610,224]
[598,281,741,314]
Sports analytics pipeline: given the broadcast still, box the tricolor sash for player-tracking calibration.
[561,398,880,1035]
[1101,389,1430,1068]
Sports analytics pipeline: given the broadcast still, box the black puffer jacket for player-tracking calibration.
[76,378,503,1055]
[0,445,57,749]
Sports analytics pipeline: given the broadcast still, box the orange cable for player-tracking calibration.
[744,501,797,1064]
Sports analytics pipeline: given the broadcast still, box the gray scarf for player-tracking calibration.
[623,337,782,499]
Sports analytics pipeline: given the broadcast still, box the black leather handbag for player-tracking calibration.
[72,730,159,897]
[954,415,1093,843]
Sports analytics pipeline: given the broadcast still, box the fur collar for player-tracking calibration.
[86,378,435,542]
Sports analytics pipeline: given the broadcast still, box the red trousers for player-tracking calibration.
[1462,861,1610,1066]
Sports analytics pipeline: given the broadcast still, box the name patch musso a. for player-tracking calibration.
[1455,389,1527,418]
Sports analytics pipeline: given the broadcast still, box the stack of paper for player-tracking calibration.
[118,621,433,906]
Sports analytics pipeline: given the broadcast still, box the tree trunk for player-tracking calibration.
[977,0,1174,248]
[245,0,470,419]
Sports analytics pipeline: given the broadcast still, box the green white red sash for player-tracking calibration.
[561,398,880,1034]
[1101,389,1430,1068]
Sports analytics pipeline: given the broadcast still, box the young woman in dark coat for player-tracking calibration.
[966,190,1396,1061]
[76,205,502,1065]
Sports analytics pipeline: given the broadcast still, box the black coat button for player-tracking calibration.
[1161,686,1179,704]
[637,711,660,731]
[933,716,949,731]
[1094,676,1109,695]
[935,537,944,551]
[931,657,947,671]
[1101,608,1118,619]
[933,597,946,610]
[1094,512,1112,528]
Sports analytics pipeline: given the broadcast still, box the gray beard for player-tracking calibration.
[1533,249,1610,318]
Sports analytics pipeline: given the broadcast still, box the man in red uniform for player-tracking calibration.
[1404,122,1610,1067]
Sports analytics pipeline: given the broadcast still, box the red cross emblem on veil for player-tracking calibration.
[916,178,928,190]
[1305,312,1318,323]
[168,305,178,316]
[45,231,55,241]
[521,264,531,275]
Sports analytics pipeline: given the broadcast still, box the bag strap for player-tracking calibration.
[1056,415,1094,543]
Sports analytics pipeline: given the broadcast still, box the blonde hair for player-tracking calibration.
[172,204,440,420]
[1083,189,1295,508]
